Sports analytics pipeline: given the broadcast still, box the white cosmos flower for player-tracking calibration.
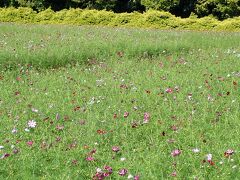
[120,157,126,161]
[28,120,37,128]
[192,148,200,153]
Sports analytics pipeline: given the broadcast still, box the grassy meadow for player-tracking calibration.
[0,23,240,179]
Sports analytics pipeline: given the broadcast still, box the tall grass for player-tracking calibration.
[0,23,240,70]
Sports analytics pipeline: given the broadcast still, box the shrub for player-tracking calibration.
[0,7,36,22]
[35,8,54,22]
[0,7,240,31]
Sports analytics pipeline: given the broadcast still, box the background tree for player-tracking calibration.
[173,0,197,17]
[195,0,240,19]
[0,0,19,7]
[141,0,179,11]
[128,0,145,12]
[45,0,75,11]
[141,0,197,17]
[16,0,46,10]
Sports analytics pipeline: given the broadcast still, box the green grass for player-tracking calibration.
[0,23,240,179]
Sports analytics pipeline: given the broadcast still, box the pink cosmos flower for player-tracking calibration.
[166,88,173,93]
[56,125,64,130]
[124,112,129,118]
[119,168,128,176]
[103,172,110,177]
[86,156,94,161]
[93,172,104,180]
[28,120,36,128]
[171,171,177,177]
[143,112,150,123]
[13,149,19,154]
[171,149,181,157]
[171,125,178,131]
[16,76,21,81]
[112,146,120,152]
[27,141,33,146]
[93,166,113,180]
[224,149,234,157]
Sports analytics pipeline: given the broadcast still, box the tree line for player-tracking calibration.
[1,0,240,20]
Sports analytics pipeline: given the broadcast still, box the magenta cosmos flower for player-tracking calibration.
[134,175,140,180]
[171,149,181,157]
[104,166,113,174]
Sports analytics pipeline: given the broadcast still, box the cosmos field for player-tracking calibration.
[0,24,240,179]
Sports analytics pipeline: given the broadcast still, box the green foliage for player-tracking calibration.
[141,0,179,11]
[0,7,240,31]
[195,0,240,20]
[16,0,45,11]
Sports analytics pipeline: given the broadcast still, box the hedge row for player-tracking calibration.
[0,7,240,31]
